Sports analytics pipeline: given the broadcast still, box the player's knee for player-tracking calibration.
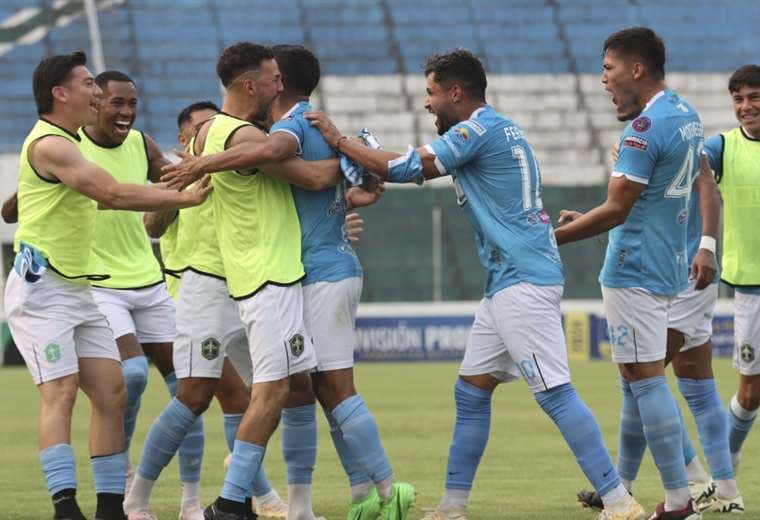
[42,382,78,414]
[252,378,291,411]
[286,372,316,407]
[91,378,127,414]
[215,385,250,414]
[122,356,149,401]
[177,381,215,415]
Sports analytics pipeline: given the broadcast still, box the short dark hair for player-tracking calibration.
[32,50,87,115]
[424,49,487,101]
[603,27,666,80]
[728,65,760,93]
[176,100,220,129]
[216,42,275,88]
[94,70,136,90]
[272,44,320,96]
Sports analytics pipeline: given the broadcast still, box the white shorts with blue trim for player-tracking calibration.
[668,280,718,352]
[91,282,176,344]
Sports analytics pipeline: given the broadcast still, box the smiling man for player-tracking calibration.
[305,48,642,520]
[703,65,760,495]
[555,28,706,519]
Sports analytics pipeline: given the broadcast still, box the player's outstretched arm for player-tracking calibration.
[305,111,441,181]
[143,209,178,239]
[32,136,211,211]
[690,155,721,289]
[145,133,173,184]
[2,192,18,224]
[555,175,645,245]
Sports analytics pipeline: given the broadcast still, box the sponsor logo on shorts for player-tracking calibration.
[44,343,61,363]
[631,116,651,132]
[289,333,305,357]
[201,337,221,361]
[622,135,648,151]
[741,343,755,363]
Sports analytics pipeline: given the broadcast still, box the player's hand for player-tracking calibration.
[557,209,583,226]
[304,111,343,149]
[182,174,212,207]
[691,248,717,290]
[346,183,384,210]
[610,144,619,162]
[345,212,364,242]
[161,149,205,190]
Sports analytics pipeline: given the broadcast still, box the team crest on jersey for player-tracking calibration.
[677,209,689,224]
[44,343,61,363]
[453,127,470,143]
[289,333,305,357]
[631,116,652,132]
[741,343,755,363]
[622,136,648,151]
[201,337,221,360]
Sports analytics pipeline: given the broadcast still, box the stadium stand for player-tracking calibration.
[0,0,755,300]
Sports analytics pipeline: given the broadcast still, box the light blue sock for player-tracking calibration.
[223,413,272,497]
[677,406,697,467]
[678,378,733,480]
[137,398,197,481]
[122,356,149,454]
[40,444,77,495]
[332,394,393,484]
[221,440,265,503]
[324,408,372,487]
[282,404,317,485]
[630,376,688,490]
[536,383,620,496]
[728,395,757,456]
[91,451,127,494]
[164,372,204,483]
[617,378,647,484]
[443,379,491,491]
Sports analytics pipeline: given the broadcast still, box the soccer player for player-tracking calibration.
[75,70,206,520]
[128,99,290,520]
[161,44,409,520]
[704,64,760,498]
[555,28,705,519]
[305,49,643,520]
[5,51,208,520]
[577,154,743,513]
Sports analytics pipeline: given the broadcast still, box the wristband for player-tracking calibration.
[699,235,716,254]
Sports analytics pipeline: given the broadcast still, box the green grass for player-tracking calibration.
[0,360,758,519]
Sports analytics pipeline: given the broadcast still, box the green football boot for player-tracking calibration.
[346,488,381,520]
[379,482,416,520]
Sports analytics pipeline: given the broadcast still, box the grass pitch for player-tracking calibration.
[0,359,757,519]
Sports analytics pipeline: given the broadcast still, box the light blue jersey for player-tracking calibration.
[270,101,362,285]
[600,90,704,297]
[428,105,564,297]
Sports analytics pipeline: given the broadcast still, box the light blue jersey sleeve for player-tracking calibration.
[427,120,490,175]
[703,134,723,179]
[613,116,662,184]
[271,116,305,156]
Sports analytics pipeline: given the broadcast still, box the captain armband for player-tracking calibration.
[386,145,424,185]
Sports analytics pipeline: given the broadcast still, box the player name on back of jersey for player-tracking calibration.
[678,121,703,141]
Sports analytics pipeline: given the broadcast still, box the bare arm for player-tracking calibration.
[2,192,18,224]
[554,175,646,245]
[690,155,721,289]
[144,133,172,184]
[305,111,441,180]
[32,136,210,211]
[143,209,178,239]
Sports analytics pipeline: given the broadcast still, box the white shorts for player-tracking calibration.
[668,281,718,352]
[174,270,248,380]
[304,277,362,372]
[602,286,672,364]
[4,270,119,385]
[238,282,317,384]
[733,291,760,376]
[459,283,570,394]
[91,283,176,344]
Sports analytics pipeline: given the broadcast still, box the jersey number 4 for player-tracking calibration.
[665,143,702,199]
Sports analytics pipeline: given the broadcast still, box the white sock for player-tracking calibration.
[376,476,393,500]
[350,481,373,502]
[730,395,757,420]
[716,478,739,499]
[601,483,629,511]
[255,488,282,506]
[664,487,691,512]
[621,478,634,493]
[123,474,156,513]
[438,489,470,512]
[287,484,315,520]
[181,480,200,508]
[686,457,710,483]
